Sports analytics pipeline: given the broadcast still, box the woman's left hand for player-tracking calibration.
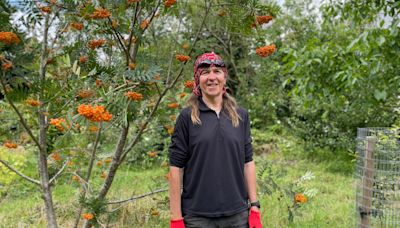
[248,208,262,228]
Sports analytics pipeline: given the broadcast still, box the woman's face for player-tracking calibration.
[198,66,226,100]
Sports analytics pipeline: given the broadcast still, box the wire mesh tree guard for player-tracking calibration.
[356,128,400,227]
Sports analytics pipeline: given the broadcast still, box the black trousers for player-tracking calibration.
[184,210,249,228]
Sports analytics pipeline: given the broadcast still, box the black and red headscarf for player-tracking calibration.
[193,52,228,96]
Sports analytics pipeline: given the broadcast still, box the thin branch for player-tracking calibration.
[48,8,62,29]
[106,18,130,61]
[206,25,229,51]
[107,188,168,205]
[0,73,42,150]
[140,0,162,35]
[127,2,140,53]
[49,23,69,52]
[165,52,174,85]
[49,96,74,118]
[154,82,161,96]
[0,159,40,185]
[49,159,69,185]
[85,122,102,186]
[128,0,162,63]
[72,122,102,228]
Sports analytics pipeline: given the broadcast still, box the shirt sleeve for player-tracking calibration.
[169,110,190,168]
[244,110,253,163]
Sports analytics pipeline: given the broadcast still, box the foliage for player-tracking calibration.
[1,0,281,226]
[241,0,399,152]
[257,159,317,223]
[0,146,27,195]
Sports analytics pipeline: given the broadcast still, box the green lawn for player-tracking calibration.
[0,130,356,227]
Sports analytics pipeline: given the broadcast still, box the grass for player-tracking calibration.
[0,128,357,227]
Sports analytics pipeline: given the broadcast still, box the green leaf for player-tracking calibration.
[72,60,78,74]
[76,66,81,77]
[374,90,387,101]
[377,36,385,46]
[88,67,97,76]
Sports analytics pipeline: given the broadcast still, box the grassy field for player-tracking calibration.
[0,129,356,227]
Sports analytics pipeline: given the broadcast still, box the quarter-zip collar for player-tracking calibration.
[198,97,213,112]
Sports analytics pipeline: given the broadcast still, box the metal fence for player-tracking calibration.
[356,128,400,227]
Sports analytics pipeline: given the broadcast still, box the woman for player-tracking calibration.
[169,52,262,228]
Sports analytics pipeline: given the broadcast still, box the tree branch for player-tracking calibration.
[106,18,130,62]
[127,2,140,54]
[0,73,42,150]
[107,188,168,205]
[49,159,69,185]
[72,122,102,228]
[0,159,40,185]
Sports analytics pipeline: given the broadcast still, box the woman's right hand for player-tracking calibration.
[170,218,185,228]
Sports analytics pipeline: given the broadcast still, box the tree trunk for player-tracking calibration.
[38,14,58,228]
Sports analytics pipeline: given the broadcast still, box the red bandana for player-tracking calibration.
[193,52,228,96]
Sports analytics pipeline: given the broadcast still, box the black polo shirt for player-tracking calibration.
[169,98,253,217]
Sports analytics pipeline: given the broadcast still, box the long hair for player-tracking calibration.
[186,93,241,127]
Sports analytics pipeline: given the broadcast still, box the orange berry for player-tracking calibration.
[140,19,150,29]
[128,62,136,70]
[50,152,62,161]
[77,89,94,99]
[167,103,179,109]
[95,79,102,87]
[164,0,176,8]
[79,56,88,63]
[256,15,273,25]
[40,6,52,14]
[184,80,194,89]
[3,141,17,149]
[175,54,190,62]
[88,39,106,49]
[294,193,308,203]
[147,151,158,158]
[125,91,143,101]
[82,213,94,220]
[25,98,40,107]
[182,43,189,49]
[153,74,161,80]
[2,62,13,71]
[0,32,20,45]
[50,118,67,132]
[89,126,98,132]
[105,158,112,163]
[77,104,112,122]
[70,22,84,30]
[91,8,111,19]
[255,44,276,58]
[178,92,186,98]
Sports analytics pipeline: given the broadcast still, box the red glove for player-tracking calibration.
[248,209,262,228]
[170,218,185,228]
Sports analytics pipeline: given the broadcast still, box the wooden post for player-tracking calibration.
[360,136,376,228]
